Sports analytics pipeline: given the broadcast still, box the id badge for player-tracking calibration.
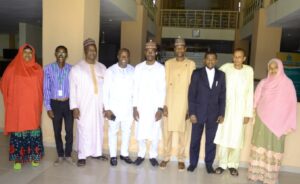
[58,90,63,96]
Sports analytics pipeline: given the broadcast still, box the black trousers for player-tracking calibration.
[189,119,218,167]
[50,99,73,157]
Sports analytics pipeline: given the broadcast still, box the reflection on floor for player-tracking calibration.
[0,134,299,184]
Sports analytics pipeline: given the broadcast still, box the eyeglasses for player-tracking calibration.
[56,52,67,56]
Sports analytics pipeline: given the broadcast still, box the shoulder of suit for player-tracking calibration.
[193,68,203,74]
[216,68,225,76]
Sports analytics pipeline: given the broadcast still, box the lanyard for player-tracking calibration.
[53,64,68,88]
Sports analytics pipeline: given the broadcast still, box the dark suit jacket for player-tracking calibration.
[188,67,226,124]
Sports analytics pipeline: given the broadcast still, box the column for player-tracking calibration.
[42,0,100,144]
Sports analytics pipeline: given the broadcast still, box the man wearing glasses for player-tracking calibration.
[44,45,75,166]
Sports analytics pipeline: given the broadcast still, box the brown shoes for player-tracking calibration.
[178,162,185,171]
[53,157,64,167]
[159,160,169,169]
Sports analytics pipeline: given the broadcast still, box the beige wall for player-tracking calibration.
[121,4,147,65]
[250,8,282,79]
[234,29,250,60]
[42,0,100,144]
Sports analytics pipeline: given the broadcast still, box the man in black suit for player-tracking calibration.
[187,51,226,173]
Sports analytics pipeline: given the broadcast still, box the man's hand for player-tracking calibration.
[73,108,80,120]
[163,105,168,117]
[243,117,250,124]
[155,110,163,121]
[47,110,54,119]
[133,107,139,122]
[104,110,113,120]
[190,115,197,124]
[216,116,224,124]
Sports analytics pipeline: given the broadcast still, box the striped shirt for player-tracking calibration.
[43,62,72,110]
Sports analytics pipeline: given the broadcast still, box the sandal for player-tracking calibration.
[91,155,108,161]
[14,163,22,170]
[215,167,225,174]
[31,161,40,167]
[228,168,239,176]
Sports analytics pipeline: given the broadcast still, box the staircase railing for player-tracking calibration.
[160,9,239,29]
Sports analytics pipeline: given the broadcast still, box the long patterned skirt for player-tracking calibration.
[9,128,44,163]
[248,116,285,184]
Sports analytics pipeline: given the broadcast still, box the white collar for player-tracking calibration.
[205,67,215,73]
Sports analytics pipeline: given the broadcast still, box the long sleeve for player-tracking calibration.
[164,61,169,106]
[218,72,226,116]
[69,67,78,109]
[132,67,139,107]
[43,67,52,110]
[188,70,198,116]
[244,67,254,117]
[103,69,112,110]
[157,67,166,108]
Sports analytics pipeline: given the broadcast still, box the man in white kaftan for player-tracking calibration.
[69,38,107,167]
[214,48,253,176]
[133,40,166,167]
[103,48,134,166]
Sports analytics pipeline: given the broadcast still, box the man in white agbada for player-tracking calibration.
[69,38,107,167]
[103,48,134,166]
[214,48,253,176]
[133,40,166,167]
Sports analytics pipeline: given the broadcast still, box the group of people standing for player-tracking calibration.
[1,37,297,184]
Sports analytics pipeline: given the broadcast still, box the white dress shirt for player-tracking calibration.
[205,67,215,89]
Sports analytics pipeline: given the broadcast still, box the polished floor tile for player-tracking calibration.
[0,134,300,184]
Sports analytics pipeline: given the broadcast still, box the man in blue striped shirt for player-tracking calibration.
[43,45,74,166]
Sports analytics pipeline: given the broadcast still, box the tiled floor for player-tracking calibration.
[0,134,300,184]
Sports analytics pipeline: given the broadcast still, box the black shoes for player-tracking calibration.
[77,159,86,167]
[206,165,216,174]
[149,158,159,167]
[187,165,197,172]
[133,157,145,166]
[110,157,118,166]
[120,155,133,164]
